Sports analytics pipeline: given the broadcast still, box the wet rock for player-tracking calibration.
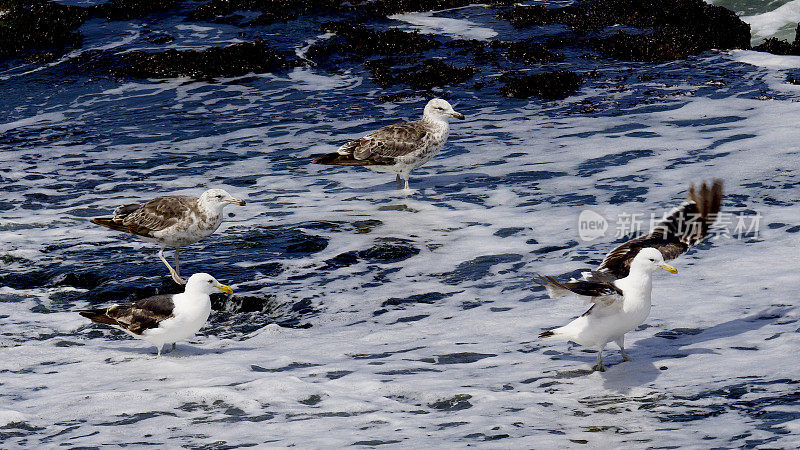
[440,253,523,285]
[144,33,175,45]
[494,227,525,237]
[188,0,334,25]
[0,271,50,290]
[381,292,453,308]
[308,21,438,61]
[299,394,323,405]
[502,40,563,63]
[112,40,292,79]
[54,272,104,289]
[92,0,180,21]
[23,51,58,63]
[251,362,320,372]
[435,352,496,364]
[500,70,583,100]
[446,39,496,63]
[372,0,514,16]
[325,370,353,379]
[324,251,360,268]
[190,0,513,24]
[753,24,800,55]
[285,236,327,254]
[351,219,382,234]
[0,0,89,59]
[429,394,472,411]
[499,0,750,61]
[654,327,703,339]
[753,37,797,55]
[359,242,419,263]
[0,253,24,265]
[365,58,478,90]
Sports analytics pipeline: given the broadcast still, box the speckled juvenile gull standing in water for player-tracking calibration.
[536,180,723,371]
[312,98,465,191]
[78,273,232,356]
[90,188,245,284]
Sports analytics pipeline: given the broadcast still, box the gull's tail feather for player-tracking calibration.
[312,152,380,166]
[533,274,572,298]
[539,324,578,341]
[90,217,133,234]
[78,308,119,327]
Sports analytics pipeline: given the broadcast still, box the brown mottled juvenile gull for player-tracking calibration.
[78,273,232,356]
[536,180,723,371]
[90,188,245,285]
[312,98,465,191]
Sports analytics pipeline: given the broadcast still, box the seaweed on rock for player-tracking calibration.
[112,40,293,79]
[753,24,800,56]
[91,0,181,21]
[498,0,750,61]
[500,70,583,100]
[0,0,88,59]
[365,58,478,91]
[307,22,439,61]
[501,40,564,64]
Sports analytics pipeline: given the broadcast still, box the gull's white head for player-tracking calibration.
[423,98,465,121]
[184,273,233,295]
[631,247,678,275]
[199,189,246,210]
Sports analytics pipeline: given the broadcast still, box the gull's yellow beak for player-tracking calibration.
[216,284,233,294]
[228,197,246,206]
[658,264,678,274]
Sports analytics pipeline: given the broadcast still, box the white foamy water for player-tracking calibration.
[391,12,498,40]
[1,3,800,447]
[2,68,800,447]
[742,0,800,41]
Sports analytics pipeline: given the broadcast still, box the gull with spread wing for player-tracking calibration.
[536,180,723,371]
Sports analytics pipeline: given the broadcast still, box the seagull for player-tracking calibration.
[312,98,465,191]
[90,188,245,285]
[536,180,723,371]
[78,273,232,356]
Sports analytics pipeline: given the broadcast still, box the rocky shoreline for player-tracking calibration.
[0,0,783,99]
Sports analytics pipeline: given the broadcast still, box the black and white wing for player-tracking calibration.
[78,294,175,334]
[597,179,723,279]
[534,271,622,307]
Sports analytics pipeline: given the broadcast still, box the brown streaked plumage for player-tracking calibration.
[90,188,245,285]
[312,98,465,190]
[91,196,200,242]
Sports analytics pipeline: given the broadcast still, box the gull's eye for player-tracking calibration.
[649,258,655,262]
[208,280,213,284]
